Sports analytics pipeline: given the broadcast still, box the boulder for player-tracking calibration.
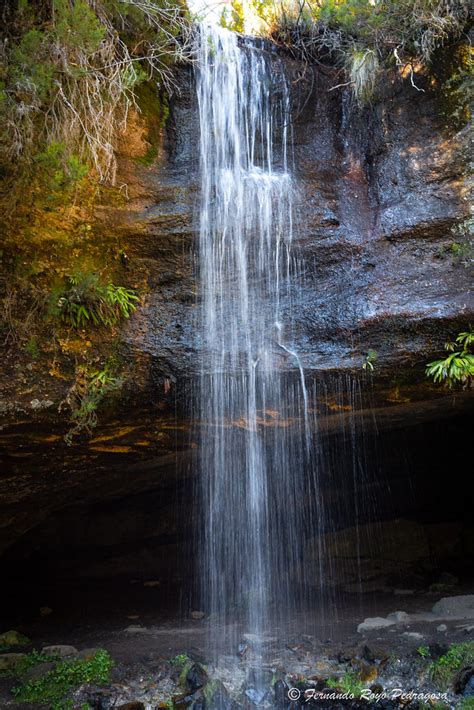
[42,644,78,658]
[387,611,410,623]
[23,661,56,681]
[402,632,424,641]
[186,663,208,692]
[0,653,26,671]
[190,611,205,620]
[432,595,474,618]
[357,617,395,633]
[124,625,149,634]
[0,630,30,647]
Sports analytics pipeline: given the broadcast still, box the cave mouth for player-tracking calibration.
[2,408,472,635]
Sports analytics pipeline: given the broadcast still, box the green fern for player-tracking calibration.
[426,327,474,388]
[51,272,139,329]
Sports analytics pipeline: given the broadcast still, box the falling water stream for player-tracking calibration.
[196,22,317,667]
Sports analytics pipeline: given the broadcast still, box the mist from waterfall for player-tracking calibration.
[195,23,321,659]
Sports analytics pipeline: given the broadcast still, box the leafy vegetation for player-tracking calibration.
[170,653,190,667]
[448,217,474,265]
[426,328,474,388]
[60,358,124,444]
[33,141,89,204]
[12,648,113,709]
[417,645,430,658]
[429,641,474,689]
[245,0,470,105]
[220,0,246,33]
[327,671,365,697]
[0,630,30,650]
[362,349,377,372]
[0,3,175,415]
[50,272,139,329]
[1,0,192,183]
[437,43,473,129]
[0,650,58,677]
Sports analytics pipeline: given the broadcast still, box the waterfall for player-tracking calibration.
[196,23,316,661]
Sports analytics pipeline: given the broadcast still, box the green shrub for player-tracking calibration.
[25,335,40,358]
[170,653,190,667]
[327,671,365,697]
[53,0,106,53]
[60,360,124,444]
[50,272,139,329]
[1,0,191,183]
[265,0,469,105]
[12,648,113,709]
[429,641,474,689]
[220,0,245,32]
[34,142,89,201]
[426,328,474,388]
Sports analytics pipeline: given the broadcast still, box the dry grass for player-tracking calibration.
[1,0,194,183]
[268,0,469,104]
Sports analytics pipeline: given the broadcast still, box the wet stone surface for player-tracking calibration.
[0,594,473,708]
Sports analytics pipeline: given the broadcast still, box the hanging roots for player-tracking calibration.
[268,0,469,105]
[347,48,380,105]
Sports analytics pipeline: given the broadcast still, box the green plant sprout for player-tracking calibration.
[362,349,378,372]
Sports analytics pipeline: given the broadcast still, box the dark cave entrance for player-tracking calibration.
[1,406,473,630]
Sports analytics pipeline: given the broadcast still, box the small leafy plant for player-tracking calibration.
[327,671,365,697]
[170,653,190,668]
[426,328,474,388]
[60,360,124,444]
[51,272,139,329]
[417,645,430,658]
[25,335,40,359]
[12,649,113,709]
[34,141,89,202]
[13,650,59,676]
[362,349,377,372]
[429,641,474,689]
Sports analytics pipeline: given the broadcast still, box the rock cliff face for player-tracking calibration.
[118,49,472,379]
[1,47,472,586]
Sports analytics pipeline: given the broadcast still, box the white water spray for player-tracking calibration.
[196,23,315,663]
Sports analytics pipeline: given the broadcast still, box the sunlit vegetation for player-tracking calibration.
[225,0,471,105]
[426,328,474,388]
[0,0,192,182]
[0,3,178,439]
